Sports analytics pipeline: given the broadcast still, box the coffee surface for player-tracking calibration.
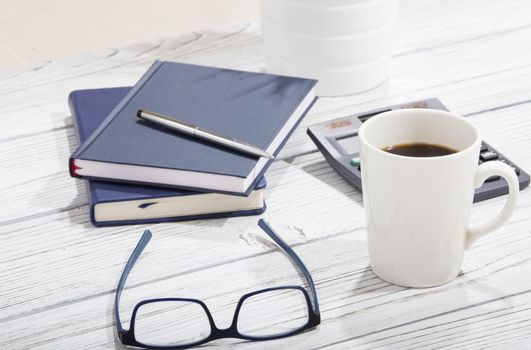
[383,142,457,157]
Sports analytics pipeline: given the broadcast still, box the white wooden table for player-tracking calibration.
[2,1,531,349]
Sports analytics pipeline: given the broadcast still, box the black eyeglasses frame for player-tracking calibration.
[115,219,321,349]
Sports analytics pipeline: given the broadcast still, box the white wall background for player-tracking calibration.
[0,0,260,70]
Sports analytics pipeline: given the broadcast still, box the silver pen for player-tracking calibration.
[137,110,275,160]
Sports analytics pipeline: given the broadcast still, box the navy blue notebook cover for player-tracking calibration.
[69,61,317,196]
[70,87,266,227]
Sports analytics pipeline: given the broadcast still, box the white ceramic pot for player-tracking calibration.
[261,0,399,96]
[262,19,395,66]
[261,0,397,36]
[267,54,390,97]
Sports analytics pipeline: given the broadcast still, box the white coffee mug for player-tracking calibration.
[358,109,519,287]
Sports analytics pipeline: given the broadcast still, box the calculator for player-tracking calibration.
[307,98,530,202]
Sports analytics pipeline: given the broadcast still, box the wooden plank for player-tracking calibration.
[3,26,531,188]
[2,1,531,349]
[0,157,361,319]
[284,65,531,158]
[2,0,531,142]
[1,137,529,322]
[1,117,530,333]
[1,189,530,349]
[2,98,530,225]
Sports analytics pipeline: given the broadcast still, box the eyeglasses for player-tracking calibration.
[114,219,321,349]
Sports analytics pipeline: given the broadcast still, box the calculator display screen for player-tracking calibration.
[336,135,358,154]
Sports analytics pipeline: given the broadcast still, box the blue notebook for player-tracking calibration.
[69,61,317,196]
[70,87,267,227]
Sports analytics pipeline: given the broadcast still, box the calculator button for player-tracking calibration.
[350,157,361,167]
[480,143,488,152]
[480,150,498,161]
[485,175,501,182]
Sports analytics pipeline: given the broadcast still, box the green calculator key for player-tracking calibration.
[350,157,361,167]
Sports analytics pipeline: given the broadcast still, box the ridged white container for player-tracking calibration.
[261,0,399,96]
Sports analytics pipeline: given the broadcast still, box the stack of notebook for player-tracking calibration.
[69,61,317,226]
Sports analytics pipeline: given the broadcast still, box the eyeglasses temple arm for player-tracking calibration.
[115,230,152,332]
[257,219,320,315]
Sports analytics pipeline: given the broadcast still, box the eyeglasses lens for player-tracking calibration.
[237,288,310,338]
[134,300,211,347]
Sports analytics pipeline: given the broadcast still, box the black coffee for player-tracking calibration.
[383,142,457,157]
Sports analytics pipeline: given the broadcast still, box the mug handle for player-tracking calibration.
[465,161,519,249]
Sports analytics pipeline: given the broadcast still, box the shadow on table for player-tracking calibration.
[297,157,364,207]
[61,115,95,229]
[23,114,93,228]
